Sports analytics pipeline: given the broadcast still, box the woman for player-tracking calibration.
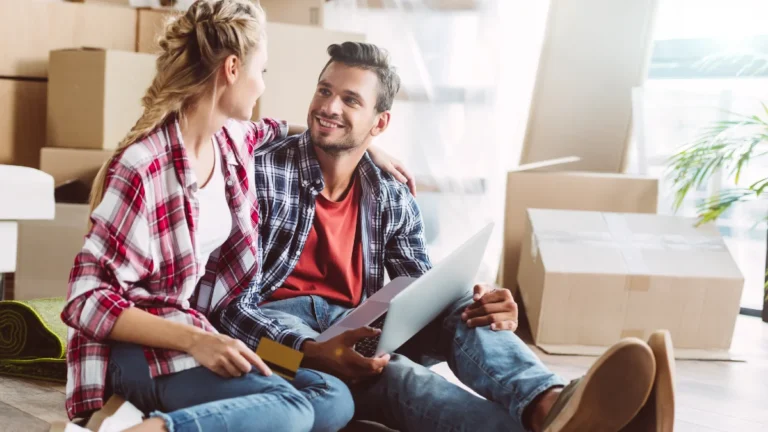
[60,1,413,431]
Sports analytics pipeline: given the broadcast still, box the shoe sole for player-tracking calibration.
[544,338,656,432]
[648,330,676,432]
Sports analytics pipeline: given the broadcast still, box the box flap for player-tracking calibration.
[51,47,109,53]
[527,208,743,281]
[509,156,581,174]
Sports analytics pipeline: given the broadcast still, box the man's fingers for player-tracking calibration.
[466,313,518,329]
[348,352,390,375]
[467,289,515,310]
[462,302,511,320]
[490,320,519,332]
[343,327,382,345]
[472,284,491,301]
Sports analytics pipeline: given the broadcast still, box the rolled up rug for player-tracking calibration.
[0,297,67,382]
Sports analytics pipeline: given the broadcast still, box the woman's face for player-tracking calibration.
[219,43,267,121]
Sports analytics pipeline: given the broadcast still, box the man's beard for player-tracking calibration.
[311,132,362,156]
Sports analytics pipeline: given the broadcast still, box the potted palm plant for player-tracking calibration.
[667,103,768,322]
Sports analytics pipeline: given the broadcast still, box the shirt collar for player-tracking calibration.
[297,131,384,202]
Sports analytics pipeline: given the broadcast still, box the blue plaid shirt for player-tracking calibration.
[218,132,432,350]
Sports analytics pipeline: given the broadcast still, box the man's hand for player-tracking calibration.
[301,327,391,382]
[187,332,272,378]
[461,284,519,331]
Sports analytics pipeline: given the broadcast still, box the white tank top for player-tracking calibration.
[195,140,233,281]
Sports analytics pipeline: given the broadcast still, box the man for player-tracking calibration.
[218,42,673,432]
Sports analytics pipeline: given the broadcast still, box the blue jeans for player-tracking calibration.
[107,343,354,432]
[261,295,566,432]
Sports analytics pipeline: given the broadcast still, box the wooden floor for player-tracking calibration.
[2,315,767,432]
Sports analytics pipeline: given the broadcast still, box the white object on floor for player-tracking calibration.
[0,165,55,220]
[98,400,144,432]
[0,222,17,272]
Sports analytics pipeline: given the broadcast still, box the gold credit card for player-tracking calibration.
[255,337,304,380]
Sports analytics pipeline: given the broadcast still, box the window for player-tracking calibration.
[629,0,768,310]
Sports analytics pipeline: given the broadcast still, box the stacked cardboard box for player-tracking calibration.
[503,159,746,358]
[13,48,156,300]
[10,1,363,300]
[0,0,136,169]
[136,10,365,125]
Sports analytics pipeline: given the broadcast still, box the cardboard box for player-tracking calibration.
[0,0,136,78]
[0,79,47,168]
[138,13,364,123]
[254,23,365,125]
[500,158,658,292]
[47,49,157,150]
[136,8,179,53]
[518,209,744,360]
[14,204,91,300]
[519,0,657,172]
[40,148,113,188]
[260,0,324,27]
[70,0,189,9]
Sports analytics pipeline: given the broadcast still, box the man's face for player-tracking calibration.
[307,62,383,155]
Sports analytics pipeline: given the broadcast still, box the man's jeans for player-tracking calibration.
[261,294,566,432]
[107,343,354,432]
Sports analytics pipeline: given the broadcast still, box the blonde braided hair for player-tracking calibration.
[88,0,266,215]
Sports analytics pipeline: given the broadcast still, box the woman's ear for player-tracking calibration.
[223,54,240,85]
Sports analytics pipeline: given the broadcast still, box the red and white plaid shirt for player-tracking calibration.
[60,116,287,420]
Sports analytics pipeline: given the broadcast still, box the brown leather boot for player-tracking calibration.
[542,338,656,432]
[621,330,676,432]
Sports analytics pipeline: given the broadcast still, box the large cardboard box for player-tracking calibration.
[137,14,364,124]
[15,204,91,300]
[47,49,157,150]
[40,148,113,187]
[0,0,136,78]
[0,79,47,168]
[518,209,744,360]
[500,158,658,292]
[260,0,324,27]
[519,0,658,172]
[254,23,365,125]
[136,8,178,53]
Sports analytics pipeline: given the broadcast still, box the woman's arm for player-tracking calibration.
[368,146,417,196]
[288,124,307,135]
[62,164,269,378]
[110,308,271,377]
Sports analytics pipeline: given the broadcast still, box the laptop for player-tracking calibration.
[316,223,494,357]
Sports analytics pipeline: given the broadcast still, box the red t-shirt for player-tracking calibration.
[270,176,364,307]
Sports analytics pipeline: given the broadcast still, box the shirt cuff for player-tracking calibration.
[277,329,315,352]
[82,289,134,341]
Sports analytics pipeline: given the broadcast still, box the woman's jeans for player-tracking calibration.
[107,343,354,432]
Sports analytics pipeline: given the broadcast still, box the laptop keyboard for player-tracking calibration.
[354,312,388,358]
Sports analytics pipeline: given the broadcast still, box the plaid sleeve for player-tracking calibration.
[244,118,289,155]
[218,284,313,351]
[384,188,433,279]
[61,163,153,342]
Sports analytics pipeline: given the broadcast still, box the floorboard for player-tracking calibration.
[1,315,766,431]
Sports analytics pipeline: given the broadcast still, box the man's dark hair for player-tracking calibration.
[319,42,401,113]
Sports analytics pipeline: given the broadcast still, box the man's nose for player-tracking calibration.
[320,96,343,117]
